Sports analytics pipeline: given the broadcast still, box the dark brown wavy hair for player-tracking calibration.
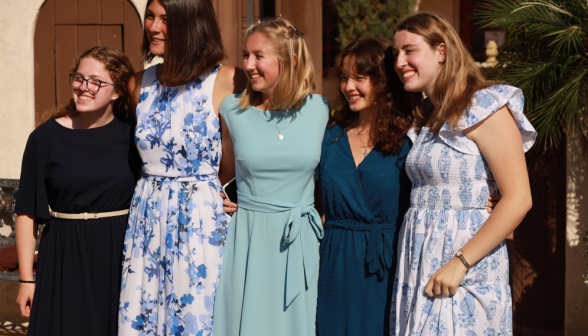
[330,37,414,154]
[142,0,226,84]
[47,46,135,124]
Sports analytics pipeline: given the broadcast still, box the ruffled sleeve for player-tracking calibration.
[438,85,536,155]
[14,129,51,223]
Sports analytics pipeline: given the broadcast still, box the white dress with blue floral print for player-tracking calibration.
[391,86,536,336]
[118,64,230,336]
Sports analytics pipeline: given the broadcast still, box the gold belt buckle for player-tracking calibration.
[83,212,99,220]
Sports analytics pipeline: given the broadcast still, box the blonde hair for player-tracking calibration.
[238,17,316,111]
[396,13,491,132]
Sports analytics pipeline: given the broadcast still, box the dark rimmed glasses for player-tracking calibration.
[69,74,114,93]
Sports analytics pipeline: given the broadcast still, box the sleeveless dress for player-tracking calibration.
[15,117,141,336]
[391,86,536,336]
[315,124,411,336]
[213,94,330,336]
[118,64,230,336]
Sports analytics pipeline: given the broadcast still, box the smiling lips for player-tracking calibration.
[151,38,164,45]
[402,70,416,81]
[348,94,362,103]
[250,73,261,82]
[78,96,93,101]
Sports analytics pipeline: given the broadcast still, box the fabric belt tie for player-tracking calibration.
[237,191,324,307]
[326,220,397,280]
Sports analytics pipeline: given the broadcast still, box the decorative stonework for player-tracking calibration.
[0,179,18,248]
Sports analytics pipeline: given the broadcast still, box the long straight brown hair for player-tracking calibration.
[142,0,226,84]
[396,13,491,132]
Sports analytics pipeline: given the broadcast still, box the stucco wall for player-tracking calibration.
[419,0,460,32]
[0,0,147,180]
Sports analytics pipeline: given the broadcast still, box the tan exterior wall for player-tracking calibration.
[418,0,460,32]
[565,132,588,335]
[0,0,147,180]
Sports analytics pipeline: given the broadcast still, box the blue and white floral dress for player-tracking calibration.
[118,64,230,336]
[391,86,536,336]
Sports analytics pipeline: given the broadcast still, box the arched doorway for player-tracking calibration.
[34,0,144,126]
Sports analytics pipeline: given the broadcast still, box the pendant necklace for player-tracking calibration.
[264,102,289,141]
[356,129,370,157]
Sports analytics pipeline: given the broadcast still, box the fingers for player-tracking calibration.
[424,277,435,297]
[18,298,30,317]
[434,280,442,297]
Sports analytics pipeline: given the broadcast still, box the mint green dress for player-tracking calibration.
[213,94,330,336]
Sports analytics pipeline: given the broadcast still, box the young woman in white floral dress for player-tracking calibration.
[117,0,245,335]
[390,13,535,335]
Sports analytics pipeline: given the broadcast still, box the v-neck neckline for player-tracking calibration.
[344,131,375,169]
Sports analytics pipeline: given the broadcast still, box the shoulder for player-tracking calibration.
[302,94,331,120]
[459,85,524,130]
[31,118,57,138]
[220,94,244,116]
[215,65,247,91]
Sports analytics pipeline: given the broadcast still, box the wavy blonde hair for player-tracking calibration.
[396,13,491,132]
[238,17,316,111]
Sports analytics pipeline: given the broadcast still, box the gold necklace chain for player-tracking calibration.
[263,101,289,141]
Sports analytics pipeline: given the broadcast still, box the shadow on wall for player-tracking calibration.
[512,141,566,335]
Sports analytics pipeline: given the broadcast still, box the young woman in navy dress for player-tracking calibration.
[15,46,140,336]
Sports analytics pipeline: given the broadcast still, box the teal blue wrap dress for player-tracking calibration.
[213,94,330,336]
[315,124,411,336]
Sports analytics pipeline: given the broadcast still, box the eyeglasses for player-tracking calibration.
[69,74,114,93]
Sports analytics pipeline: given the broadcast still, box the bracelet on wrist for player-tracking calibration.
[19,279,36,284]
[455,250,472,270]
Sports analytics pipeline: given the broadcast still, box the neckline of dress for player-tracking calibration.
[51,116,117,131]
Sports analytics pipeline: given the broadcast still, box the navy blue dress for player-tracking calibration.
[315,124,411,336]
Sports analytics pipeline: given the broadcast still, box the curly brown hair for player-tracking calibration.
[46,46,135,124]
[330,37,414,154]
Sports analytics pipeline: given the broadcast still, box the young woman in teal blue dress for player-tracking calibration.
[314,37,413,336]
[213,18,329,336]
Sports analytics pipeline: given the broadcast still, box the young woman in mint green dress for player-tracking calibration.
[213,18,329,336]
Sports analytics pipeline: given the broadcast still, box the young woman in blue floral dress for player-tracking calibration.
[389,13,535,335]
[117,0,245,335]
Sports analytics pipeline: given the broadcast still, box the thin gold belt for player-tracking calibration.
[49,207,130,220]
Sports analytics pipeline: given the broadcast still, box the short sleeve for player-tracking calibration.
[14,131,51,223]
[439,85,536,155]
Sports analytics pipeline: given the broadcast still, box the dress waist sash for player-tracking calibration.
[237,191,324,306]
[141,172,217,182]
[326,220,397,280]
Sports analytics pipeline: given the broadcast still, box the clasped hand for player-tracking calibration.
[424,257,468,297]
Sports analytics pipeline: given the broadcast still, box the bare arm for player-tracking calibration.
[15,214,38,317]
[218,115,235,186]
[425,106,532,296]
[127,71,145,123]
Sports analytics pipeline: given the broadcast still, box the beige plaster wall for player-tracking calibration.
[0,0,147,180]
[418,0,460,32]
[565,131,588,335]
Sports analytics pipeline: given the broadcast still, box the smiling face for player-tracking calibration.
[243,33,281,101]
[340,55,374,113]
[145,0,167,56]
[393,30,445,97]
[73,57,119,114]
